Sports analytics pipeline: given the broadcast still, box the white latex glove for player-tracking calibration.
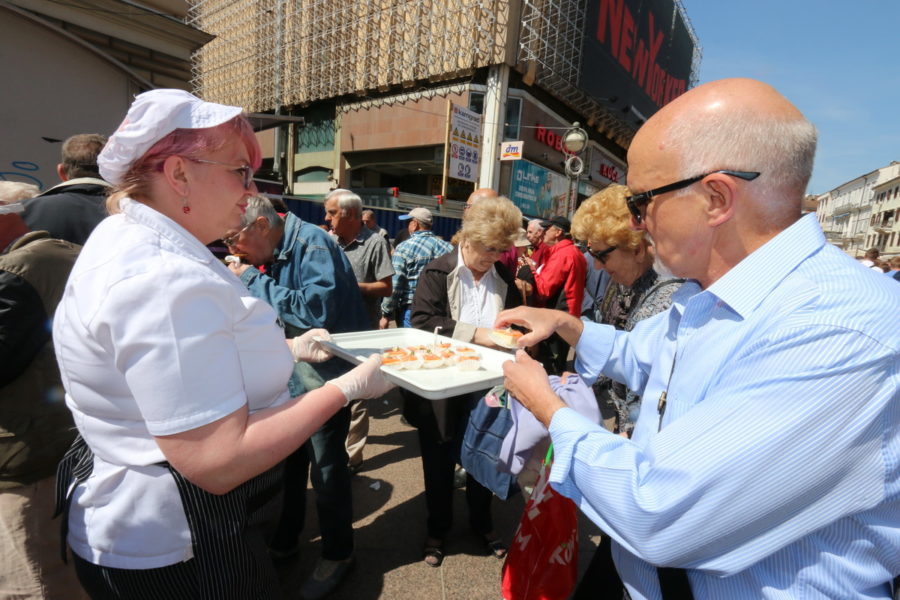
[327,354,396,405]
[289,329,333,363]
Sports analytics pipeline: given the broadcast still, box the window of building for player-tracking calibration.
[295,105,335,153]
[469,93,522,141]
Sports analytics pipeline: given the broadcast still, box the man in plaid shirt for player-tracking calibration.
[379,207,452,328]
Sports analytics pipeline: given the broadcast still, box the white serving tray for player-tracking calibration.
[319,328,515,400]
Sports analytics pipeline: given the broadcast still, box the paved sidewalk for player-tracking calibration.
[276,388,602,600]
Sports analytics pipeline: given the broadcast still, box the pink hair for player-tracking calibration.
[107,115,261,213]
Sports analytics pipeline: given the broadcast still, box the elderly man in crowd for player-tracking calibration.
[520,215,586,374]
[361,209,388,240]
[379,207,452,329]
[225,195,368,599]
[499,78,900,599]
[525,218,548,267]
[324,189,394,474]
[23,134,110,245]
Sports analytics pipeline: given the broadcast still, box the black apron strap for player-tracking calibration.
[54,434,94,564]
[658,567,693,599]
[163,462,285,600]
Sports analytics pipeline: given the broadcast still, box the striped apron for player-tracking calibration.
[55,435,285,599]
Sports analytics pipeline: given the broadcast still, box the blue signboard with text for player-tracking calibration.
[507,160,570,219]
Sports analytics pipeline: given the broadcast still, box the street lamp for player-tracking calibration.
[562,122,588,154]
[562,122,588,216]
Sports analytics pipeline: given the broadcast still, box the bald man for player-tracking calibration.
[498,79,899,599]
[466,187,499,209]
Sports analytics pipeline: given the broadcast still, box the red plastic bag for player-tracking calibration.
[502,446,578,600]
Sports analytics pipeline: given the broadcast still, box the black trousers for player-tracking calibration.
[406,390,494,539]
[269,406,354,561]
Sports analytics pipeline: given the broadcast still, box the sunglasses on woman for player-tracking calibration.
[588,245,617,264]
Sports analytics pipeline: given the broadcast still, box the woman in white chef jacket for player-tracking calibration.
[52,89,393,599]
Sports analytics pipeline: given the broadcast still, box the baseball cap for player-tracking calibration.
[398,206,433,225]
[542,215,571,232]
[98,89,244,185]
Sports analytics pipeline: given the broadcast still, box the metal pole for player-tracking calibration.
[440,99,452,201]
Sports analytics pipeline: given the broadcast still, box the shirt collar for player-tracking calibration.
[39,177,111,195]
[340,224,372,249]
[454,245,498,283]
[121,197,215,265]
[706,213,825,318]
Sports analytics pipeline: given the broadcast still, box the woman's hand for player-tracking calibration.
[289,329,333,363]
[326,354,396,403]
[514,278,533,297]
[503,350,566,427]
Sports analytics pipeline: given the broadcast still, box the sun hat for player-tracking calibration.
[98,89,243,185]
[513,228,531,247]
[398,207,433,225]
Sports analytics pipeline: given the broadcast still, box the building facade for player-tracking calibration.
[816,161,900,258]
[188,0,700,222]
[0,0,210,190]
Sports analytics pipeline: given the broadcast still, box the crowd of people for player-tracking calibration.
[0,78,897,600]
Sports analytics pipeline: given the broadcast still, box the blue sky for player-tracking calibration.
[680,0,899,194]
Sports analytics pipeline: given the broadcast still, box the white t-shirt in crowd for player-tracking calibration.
[53,198,294,569]
[456,247,500,328]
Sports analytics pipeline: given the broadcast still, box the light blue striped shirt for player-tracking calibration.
[549,214,900,599]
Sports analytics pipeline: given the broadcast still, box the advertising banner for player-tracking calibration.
[448,104,482,182]
[580,0,695,120]
[508,160,571,219]
[587,147,626,185]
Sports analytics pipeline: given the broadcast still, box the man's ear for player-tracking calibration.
[702,174,737,227]
[161,155,190,196]
[57,163,69,182]
[255,216,271,232]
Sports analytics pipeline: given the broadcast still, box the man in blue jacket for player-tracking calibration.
[226,195,368,599]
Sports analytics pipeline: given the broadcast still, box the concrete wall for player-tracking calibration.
[0,9,137,191]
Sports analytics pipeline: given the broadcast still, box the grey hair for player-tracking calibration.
[664,107,817,215]
[325,188,362,217]
[242,195,284,228]
[0,181,40,204]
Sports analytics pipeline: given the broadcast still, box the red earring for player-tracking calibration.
[182,198,191,214]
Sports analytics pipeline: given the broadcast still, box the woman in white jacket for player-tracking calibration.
[53,89,392,599]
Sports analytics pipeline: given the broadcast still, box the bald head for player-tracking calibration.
[467,188,499,207]
[626,78,818,288]
[630,78,817,217]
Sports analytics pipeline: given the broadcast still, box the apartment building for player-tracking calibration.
[816,161,900,257]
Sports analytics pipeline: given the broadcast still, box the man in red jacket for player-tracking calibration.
[526,216,586,373]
